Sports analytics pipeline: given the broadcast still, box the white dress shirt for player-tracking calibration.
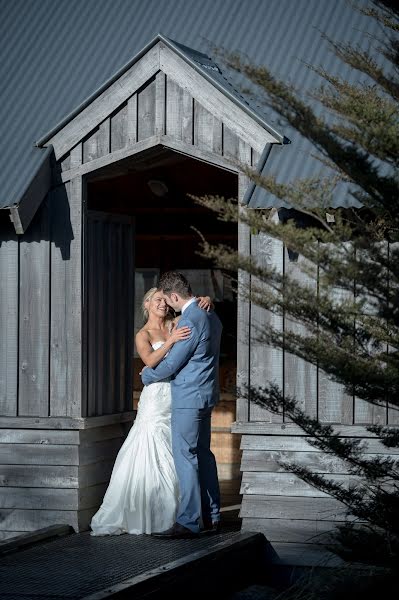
[181,297,197,314]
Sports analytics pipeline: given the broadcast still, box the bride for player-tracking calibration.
[90,287,212,536]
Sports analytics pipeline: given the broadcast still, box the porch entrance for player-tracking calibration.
[85,146,240,507]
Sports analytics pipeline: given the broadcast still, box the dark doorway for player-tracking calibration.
[86,147,240,506]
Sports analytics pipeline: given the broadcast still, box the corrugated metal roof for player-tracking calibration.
[0,0,381,213]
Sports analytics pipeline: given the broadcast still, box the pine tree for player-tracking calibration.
[198,0,399,580]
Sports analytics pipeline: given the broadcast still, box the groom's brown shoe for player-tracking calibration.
[151,523,199,539]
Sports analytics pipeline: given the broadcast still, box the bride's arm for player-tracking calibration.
[135,326,191,369]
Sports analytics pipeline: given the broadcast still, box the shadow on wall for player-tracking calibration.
[0,184,74,262]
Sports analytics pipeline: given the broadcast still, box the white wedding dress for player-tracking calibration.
[90,342,179,535]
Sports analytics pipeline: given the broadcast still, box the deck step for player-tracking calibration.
[0,525,266,600]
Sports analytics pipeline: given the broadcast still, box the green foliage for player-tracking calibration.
[198,0,399,584]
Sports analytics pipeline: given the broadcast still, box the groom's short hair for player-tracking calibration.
[159,271,192,298]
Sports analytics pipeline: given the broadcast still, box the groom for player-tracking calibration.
[141,270,222,539]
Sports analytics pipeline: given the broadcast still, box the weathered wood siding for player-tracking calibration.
[238,427,396,545]
[0,225,18,417]
[244,234,396,427]
[0,186,136,420]
[0,181,83,419]
[0,421,131,540]
[236,230,397,552]
[59,73,258,186]
[50,180,83,417]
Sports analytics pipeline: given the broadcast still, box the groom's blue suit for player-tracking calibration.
[141,299,222,533]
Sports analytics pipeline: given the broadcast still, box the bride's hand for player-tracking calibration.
[197,296,213,311]
[169,325,191,344]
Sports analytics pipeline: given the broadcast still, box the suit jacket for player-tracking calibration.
[141,301,223,408]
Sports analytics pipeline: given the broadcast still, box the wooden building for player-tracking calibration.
[0,34,281,540]
[0,0,395,559]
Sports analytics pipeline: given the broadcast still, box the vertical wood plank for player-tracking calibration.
[49,186,67,416]
[0,227,18,416]
[127,95,137,145]
[182,90,193,145]
[354,243,388,425]
[110,104,128,152]
[166,77,182,140]
[284,249,318,419]
[223,125,240,160]
[70,143,82,170]
[82,120,110,164]
[318,243,354,424]
[137,79,156,141]
[19,201,50,416]
[212,118,223,155]
[236,140,252,423]
[164,75,193,144]
[60,153,71,173]
[87,219,97,417]
[249,218,284,423]
[85,213,134,416]
[155,71,166,136]
[49,179,83,418]
[194,100,214,152]
[252,149,261,168]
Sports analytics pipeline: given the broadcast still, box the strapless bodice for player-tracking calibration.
[151,341,165,351]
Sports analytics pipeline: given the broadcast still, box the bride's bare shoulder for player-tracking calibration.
[136,327,150,342]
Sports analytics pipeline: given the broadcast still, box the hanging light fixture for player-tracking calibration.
[147,179,168,197]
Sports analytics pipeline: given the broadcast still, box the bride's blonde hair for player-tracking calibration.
[142,287,175,324]
[142,287,157,323]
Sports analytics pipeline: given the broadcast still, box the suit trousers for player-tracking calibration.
[171,406,221,533]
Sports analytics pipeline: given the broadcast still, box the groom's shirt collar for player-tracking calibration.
[181,297,197,314]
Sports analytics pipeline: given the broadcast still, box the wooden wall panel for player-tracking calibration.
[242,517,344,545]
[137,79,156,141]
[355,243,389,425]
[240,494,349,521]
[0,229,18,416]
[0,421,130,537]
[237,430,384,546]
[249,223,284,422]
[236,141,252,422]
[284,249,318,419]
[19,201,50,416]
[166,77,193,143]
[155,71,166,136]
[318,246,354,424]
[110,103,128,152]
[241,471,358,497]
[85,212,134,416]
[194,100,222,154]
[127,95,138,145]
[241,449,353,474]
[50,179,83,417]
[223,125,240,160]
[241,433,398,454]
[83,120,110,163]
